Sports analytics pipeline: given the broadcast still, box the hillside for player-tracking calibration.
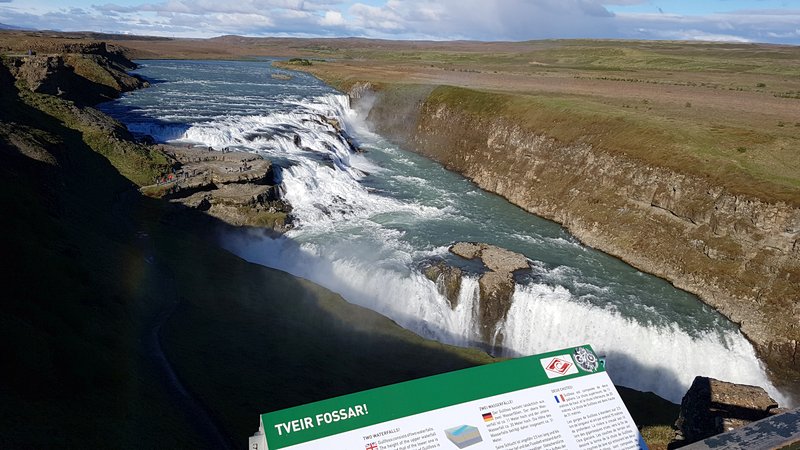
[0,43,499,448]
[0,34,713,449]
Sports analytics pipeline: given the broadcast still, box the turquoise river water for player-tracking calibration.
[102,59,789,405]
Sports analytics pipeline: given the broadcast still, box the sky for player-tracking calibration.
[1,0,799,44]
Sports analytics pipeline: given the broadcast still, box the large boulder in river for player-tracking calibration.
[668,376,785,449]
[155,146,293,232]
[476,271,516,340]
[451,242,529,273]
[449,242,529,347]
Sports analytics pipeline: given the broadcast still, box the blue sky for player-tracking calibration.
[2,1,799,44]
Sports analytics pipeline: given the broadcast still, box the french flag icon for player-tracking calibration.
[554,394,566,403]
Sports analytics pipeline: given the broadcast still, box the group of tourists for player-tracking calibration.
[154,173,176,185]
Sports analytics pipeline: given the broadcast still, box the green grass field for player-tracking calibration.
[423,85,800,203]
[283,40,800,205]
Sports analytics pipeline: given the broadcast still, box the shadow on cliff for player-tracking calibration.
[0,71,491,448]
[215,225,499,350]
[127,196,495,448]
[0,68,213,447]
[607,352,682,427]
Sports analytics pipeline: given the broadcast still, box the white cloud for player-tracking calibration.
[1,0,799,44]
[766,30,800,39]
[601,0,647,4]
[615,9,800,44]
[349,3,404,32]
[644,28,753,43]
[725,8,800,16]
[343,0,620,40]
[319,10,345,27]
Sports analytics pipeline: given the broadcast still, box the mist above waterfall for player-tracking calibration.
[104,59,790,406]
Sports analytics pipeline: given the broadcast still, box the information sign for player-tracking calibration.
[250,345,647,450]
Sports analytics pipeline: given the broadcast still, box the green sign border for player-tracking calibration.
[261,345,602,448]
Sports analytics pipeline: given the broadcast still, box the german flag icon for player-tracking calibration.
[482,412,494,422]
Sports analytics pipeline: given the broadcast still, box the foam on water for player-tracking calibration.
[105,60,791,406]
[225,231,484,348]
[501,283,786,403]
[219,92,786,402]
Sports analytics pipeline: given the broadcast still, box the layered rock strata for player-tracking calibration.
[153,146,292,231]
[7,42,146,105]
[422,260,463,309]
[669,376,787,448]
[356,83,800,385]
[450,242,529,347]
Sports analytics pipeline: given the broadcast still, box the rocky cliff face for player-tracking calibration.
[1,53,168,187]
[669,376,787,448]
[355,84,800,387]
[449,242,530,347]
[6,42,146,105]
[156,146,293,232]
[422,260,463,309]
[422,242,531,349]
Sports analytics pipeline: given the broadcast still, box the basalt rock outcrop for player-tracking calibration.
[6,42,146,105]
[354,83,800,387]
[668,376,787,449]
[422,260,464,309]
[449,242,530,347]
[1,54,168,186]
[323,116,363,153]
[152,146,293,231]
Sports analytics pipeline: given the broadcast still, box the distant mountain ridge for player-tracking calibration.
[0,23,31,31]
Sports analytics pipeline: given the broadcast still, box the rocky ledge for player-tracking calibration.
[424,242,529,348]
[355,83,800,387]
[423,261,463,309]
[144,145,293,232]
[6,42,147,105]
[669,376,789,449]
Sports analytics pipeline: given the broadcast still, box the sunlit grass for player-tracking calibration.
[423,85,800,203]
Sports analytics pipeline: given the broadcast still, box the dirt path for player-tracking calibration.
[148,293,234,450]
[117,188,234,449]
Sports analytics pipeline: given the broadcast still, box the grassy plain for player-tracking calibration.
[30,32,790,203]
[5,32,798,202]
[277,39,800,204]
[5,31,760,448]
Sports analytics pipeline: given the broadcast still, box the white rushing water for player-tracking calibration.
[105,60,790,406]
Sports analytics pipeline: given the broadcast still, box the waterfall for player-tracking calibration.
[106,60,789,406]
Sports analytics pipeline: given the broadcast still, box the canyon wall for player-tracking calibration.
[355,83,800,384]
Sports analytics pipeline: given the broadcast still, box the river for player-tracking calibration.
[102,59,787,405]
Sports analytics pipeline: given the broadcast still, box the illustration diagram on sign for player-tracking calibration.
[444,425,482,449]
